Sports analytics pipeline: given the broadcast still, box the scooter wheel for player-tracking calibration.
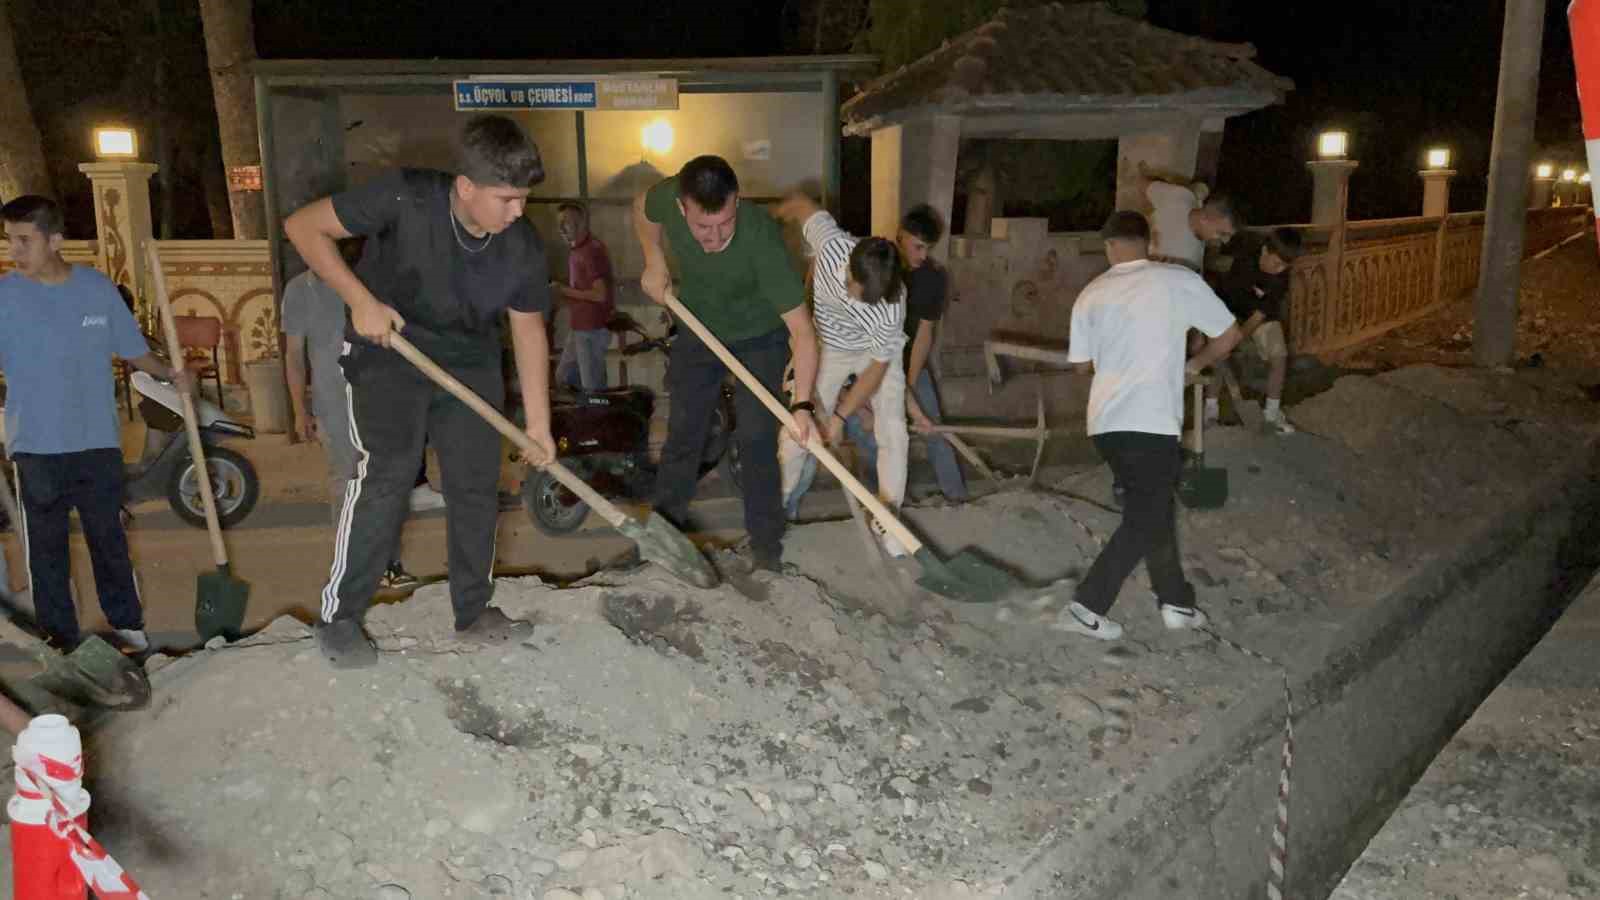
[523,468,590,536]
[167,445,260,529]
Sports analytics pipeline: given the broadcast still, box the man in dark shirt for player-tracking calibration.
[846,204,968,502]
[285,114,556,669]
[552,201,615,391]
[1209,227,1303,435]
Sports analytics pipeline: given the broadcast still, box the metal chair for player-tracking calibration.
[173,315,225,405]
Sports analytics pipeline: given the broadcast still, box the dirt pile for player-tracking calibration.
[37,488,1302,900]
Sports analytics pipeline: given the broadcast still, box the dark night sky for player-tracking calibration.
[252,0,1583,226]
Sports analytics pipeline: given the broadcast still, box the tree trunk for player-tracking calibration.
[0,3,52,200]
[198,0,264,239]
[149,0,177,238]
[201,135,233,238]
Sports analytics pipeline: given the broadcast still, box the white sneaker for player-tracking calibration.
[1262,412,1296,436]
[1051,601,1123,640]
[409,484,447,511]
[1160,603,1209,631]
[114,628,150,652]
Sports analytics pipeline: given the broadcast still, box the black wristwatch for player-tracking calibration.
[789,401,816,414]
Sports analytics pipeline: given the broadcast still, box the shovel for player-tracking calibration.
[1177,379,1229,509]
[1217,365,1261,429]
[385,334,718,590]
[148,244,249,641]
[660,292,1022,603]
[0,615,151,712]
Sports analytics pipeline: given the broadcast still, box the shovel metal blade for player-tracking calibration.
[1177,461,1229,510]
[196,564,250,642]
[30,636,152,710]
[619,512,720,589]
[912,547,1021,603]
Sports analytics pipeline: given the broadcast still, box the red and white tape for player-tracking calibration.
[1049,498,1297,898]
[13,766,150,899]
[9,714,150,900]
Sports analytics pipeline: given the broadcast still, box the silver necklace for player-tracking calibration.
[449,206,494,254]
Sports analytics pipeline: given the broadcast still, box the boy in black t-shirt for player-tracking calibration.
[845,205,968,502]
[1208,227,1303,435]
[285,115,557,669]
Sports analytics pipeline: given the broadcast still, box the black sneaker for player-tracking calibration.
[752,546,783,574]
[380,563,420,590]
[317,619,377,669]
[455,607,534,645]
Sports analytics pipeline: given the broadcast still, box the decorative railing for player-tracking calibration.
[1282,206,1584,355]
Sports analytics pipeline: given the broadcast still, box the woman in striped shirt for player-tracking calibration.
[774,192,911,555]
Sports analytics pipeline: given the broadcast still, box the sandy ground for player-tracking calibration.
[0,353,1594,898]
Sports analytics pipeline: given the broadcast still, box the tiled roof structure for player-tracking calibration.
[842,2,1293,132]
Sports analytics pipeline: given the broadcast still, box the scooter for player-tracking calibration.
[522,316,743,535]
[125,371,260,529]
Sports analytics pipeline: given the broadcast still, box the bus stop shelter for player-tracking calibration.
[253,55,879,298]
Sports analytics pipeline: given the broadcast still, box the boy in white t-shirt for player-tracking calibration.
[1056,211,1242,640]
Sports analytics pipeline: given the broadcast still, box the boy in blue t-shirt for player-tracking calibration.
[0,195,194,651]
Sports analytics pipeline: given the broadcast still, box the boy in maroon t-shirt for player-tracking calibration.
[552,202,615,390]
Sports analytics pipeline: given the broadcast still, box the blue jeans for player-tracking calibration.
[850,368,968,501]
[557,328,610,390]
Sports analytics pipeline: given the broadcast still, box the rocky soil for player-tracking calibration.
[2,353,1596,899]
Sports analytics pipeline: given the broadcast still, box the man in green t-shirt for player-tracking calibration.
[634,156,818,572]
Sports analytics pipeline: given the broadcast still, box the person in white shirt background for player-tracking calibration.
[1142,166,1238,270]
[1054,210,1242,641]
[773,192,909,556]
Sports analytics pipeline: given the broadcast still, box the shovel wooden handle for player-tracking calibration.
[147,244,229,568]
[659,292,926,555]
[931,424,1044,439]
[939,432,1000,485]
[385,334,633,531]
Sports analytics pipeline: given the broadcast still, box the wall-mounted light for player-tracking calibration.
[1582,172,1592,185]
[641,119,674,156]
[1425,147,1451,169]
[1561,167,1578,182]
[93,126,138,159]
[1316,130,1349,160]
[1535,163,1555,179]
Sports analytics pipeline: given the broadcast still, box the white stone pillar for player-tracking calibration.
[1307,159,1358,227]
[77,161,159,321]
[1420,169,1455,218]
[1116,124,1201,212]
[870,115,961,262]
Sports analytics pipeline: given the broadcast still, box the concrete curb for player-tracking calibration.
[1006,440,1600,898]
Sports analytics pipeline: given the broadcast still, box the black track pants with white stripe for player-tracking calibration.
[321,349,503,630]
[12,448,144,647]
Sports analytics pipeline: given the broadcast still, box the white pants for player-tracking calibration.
[780,346,908,507]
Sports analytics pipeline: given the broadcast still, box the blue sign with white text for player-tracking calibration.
[454,81,598,110]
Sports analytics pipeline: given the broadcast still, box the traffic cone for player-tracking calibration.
[9,714,90,900]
